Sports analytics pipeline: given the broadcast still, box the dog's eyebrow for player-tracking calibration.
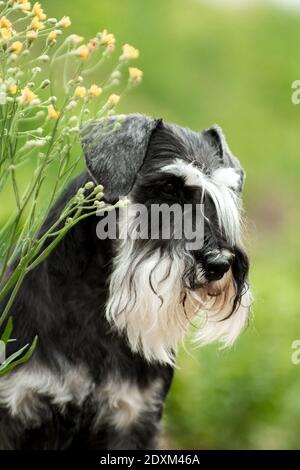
[211,167,241,191]
[160,160,205,187]
[161,160,241,191]
[160,159,241,245]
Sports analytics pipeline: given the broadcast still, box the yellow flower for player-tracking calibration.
[100,29,115,52]
[0,28,12,41]
[47,30,57,42]
[17,0,31,12]
[48,104,60,120]
[0,17,12,29]
[19,86,38,104]
[76,45,90,61]
[26,30,38,42]
[30,17,44,30]
[129,67,143,82]
[87,38,97,53]
[58,16,71,28]
[69,34,84,46]
[107,94,120,107]
[74,86,86,98]
[8,84,17,95]
[88,84,102,97]
[10,41,23,54]
[32,2,46,20]
[121,43,139,61]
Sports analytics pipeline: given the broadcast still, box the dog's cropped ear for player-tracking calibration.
[81,114,161,201]
[202,125,245,192]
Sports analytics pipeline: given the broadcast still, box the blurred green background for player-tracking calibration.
[6,0,300,449]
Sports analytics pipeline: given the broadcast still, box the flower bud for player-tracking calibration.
[68,116,78,125]
[93,184,104,194]
[30,98,41,106]
[84,181,95,190]
[107,94,120,108]
[110,78,120,87]
[24,139,46,150]
[65,217,73,226]
[75,194,84,203]
[111,70,121,79]
[116,198,130,208]
[38,55,50,62]
[9,54,18,62]
[66,100,77,110]
[32,67,42,75]
[7,67,18,75]
[36,110,45,119]
[41,79,50,89]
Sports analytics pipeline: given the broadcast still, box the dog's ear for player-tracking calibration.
[202,126,225,164]
[81,114,161,201]
[202,125,245,192]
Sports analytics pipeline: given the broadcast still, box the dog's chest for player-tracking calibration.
[94,378,163,431]
[0,364,163,433]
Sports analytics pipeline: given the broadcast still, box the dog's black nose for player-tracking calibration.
[205,254,231,281]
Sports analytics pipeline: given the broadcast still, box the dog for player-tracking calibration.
[0,114,251,449]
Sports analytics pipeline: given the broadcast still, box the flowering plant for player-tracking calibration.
[0,0,142,375]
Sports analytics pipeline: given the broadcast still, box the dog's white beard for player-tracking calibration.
[106,241,251,366]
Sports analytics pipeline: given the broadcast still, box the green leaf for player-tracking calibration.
[0,343,29,371]
[1,316,13,344]
[0,336,38,377]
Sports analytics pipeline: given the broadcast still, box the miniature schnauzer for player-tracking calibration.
[0,114,251,449]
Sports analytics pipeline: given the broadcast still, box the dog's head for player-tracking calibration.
[81,114,251,365]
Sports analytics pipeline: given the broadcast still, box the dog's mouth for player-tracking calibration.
[107,244,250,365]
[206,269,233,294]
[186,265,231,292]
[183,268,237,319]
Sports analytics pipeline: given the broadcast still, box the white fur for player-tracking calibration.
[162,159,204,187]
[0,362,93,423]
[212,167,241,190]
[192,286,252,347]
[107,240,250,364]
[94,379,162,431]
[0,361,164,433]
[107,244,188,365]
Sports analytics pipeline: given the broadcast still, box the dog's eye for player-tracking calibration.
[163,182,176,194]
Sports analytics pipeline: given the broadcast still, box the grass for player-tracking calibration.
[2,0,300,449]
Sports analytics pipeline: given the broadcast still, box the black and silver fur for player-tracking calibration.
[0,114,250,449]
